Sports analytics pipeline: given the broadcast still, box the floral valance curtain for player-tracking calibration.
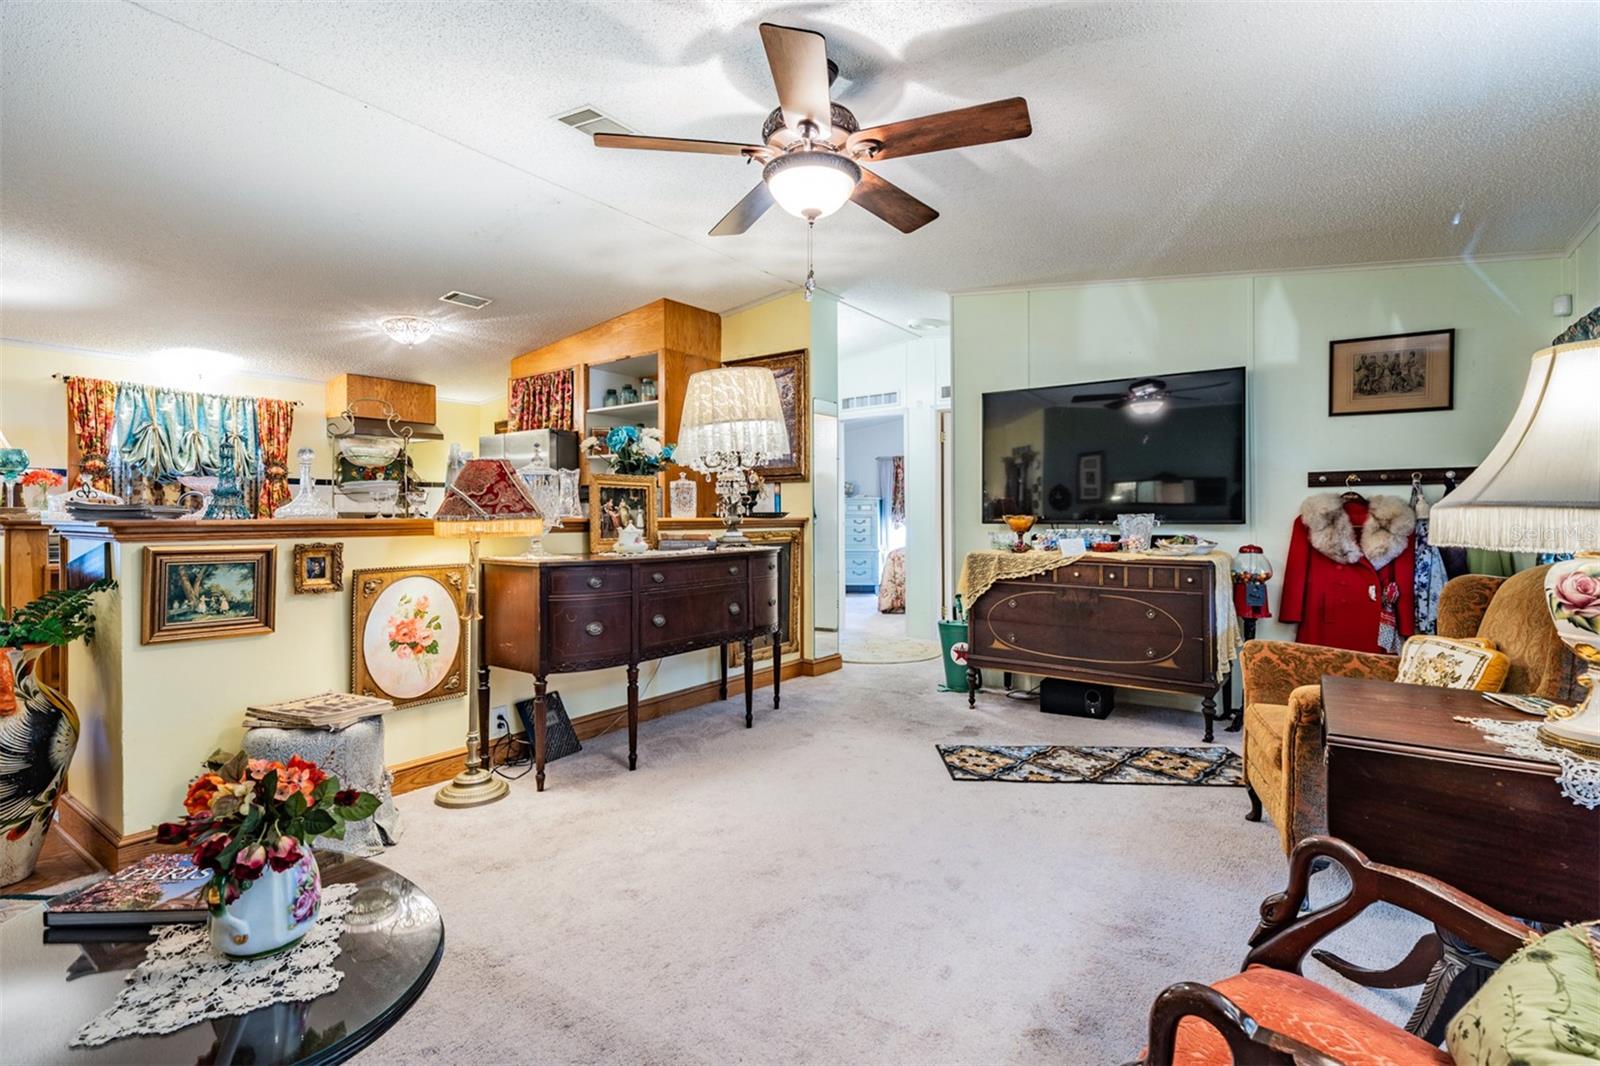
[107,384,265,512]
[509,369,575,431]
[65,377,119,491]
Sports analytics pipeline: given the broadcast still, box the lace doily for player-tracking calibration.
[1455,716,1600,810]
[72,882,357,1047]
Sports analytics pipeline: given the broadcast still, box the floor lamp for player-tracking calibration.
[432,459,542,808]
[1431,335,1600,755]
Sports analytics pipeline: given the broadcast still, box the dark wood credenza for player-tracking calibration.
[965,555,1232,740]
[481,547,783,790]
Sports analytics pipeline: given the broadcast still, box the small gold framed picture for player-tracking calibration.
[142,546,276,645]
[292,542,344,594]
[589,474,659,554]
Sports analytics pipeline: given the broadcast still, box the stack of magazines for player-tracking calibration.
[1482,692,1570,717]
[43,854,213,942]
[243,691,396,731]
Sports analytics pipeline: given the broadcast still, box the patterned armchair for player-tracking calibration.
[1239,566,1571,854]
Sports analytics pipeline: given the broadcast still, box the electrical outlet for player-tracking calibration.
[490,705,511,739]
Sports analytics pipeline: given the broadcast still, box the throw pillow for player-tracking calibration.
[1447,924,1600,1065]
[1395,635,1510,692]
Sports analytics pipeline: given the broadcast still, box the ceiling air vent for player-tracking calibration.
[556,106,633,138]
[439,291,492,310]
[842,391,900,411]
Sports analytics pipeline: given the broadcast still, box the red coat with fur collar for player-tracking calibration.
[1279,494,1416,654]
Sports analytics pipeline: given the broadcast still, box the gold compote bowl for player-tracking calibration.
[1004,514,1037,552]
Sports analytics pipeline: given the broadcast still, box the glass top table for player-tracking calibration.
[1,854,443,1065]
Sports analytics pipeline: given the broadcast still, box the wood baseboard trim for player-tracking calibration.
[389,747,468,796]
[55,793,170,872]
[802,653,842,676]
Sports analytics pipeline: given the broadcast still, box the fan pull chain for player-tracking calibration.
[804,220,816,302]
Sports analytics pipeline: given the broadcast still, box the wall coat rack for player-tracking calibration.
[1306,467,1476,492]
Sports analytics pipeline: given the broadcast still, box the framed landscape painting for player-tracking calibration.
[142,546,276,644]
[351,564,467,709]
[735,349,808,482]
[1328,328,1454,416]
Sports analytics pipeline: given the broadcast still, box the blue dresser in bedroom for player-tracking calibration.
[844,495,883,592]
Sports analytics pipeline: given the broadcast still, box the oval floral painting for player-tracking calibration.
[361,575,462,701]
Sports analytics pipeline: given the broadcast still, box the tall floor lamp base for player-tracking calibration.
[435,767,509,808]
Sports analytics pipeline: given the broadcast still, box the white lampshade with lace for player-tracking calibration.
[675,366,790,546]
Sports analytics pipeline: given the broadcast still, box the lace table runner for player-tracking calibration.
[1454,716,1600,809]
[72,882,357,1047]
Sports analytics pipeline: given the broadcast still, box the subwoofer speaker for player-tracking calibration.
[1039,678,1116,719]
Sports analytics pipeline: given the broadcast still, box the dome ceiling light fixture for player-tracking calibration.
[381,316,435,346]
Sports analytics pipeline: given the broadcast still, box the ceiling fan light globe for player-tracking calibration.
[762,152,860,222]
[1127,398,1166,417]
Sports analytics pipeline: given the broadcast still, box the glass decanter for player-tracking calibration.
[518,443,565,556]
[273,447,337,518]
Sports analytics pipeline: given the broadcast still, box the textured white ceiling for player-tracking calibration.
[2,1,1596,400]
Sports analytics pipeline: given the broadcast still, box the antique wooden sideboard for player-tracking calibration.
[481,546,783,790]
[965,555,1232,740]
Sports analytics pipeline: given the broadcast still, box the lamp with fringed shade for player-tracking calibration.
[674,366,790,547]
[1431,336,1600,755]
[431,460,542,808]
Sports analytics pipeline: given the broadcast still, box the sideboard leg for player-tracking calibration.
[743,637,755,728]
[534,675,548,793]
[1202,693,1217,743]
[719,642,729,701]
[626,663,639,771]
[771,626,781,711]
[966,666,978,708]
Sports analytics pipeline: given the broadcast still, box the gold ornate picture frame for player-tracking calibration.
[735,349,808,482]
[292,542,343,594]
[142,546,276,645]
[351,564,468,709]
[589,474,659,554]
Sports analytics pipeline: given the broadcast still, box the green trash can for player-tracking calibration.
[938,618,970,692]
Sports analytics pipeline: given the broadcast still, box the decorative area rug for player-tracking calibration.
[937,744,1243,785]
[841,634,941,664]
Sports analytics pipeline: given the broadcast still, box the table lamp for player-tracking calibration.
[431,459,543,808]
[1431,336,1600,755]
[674,366,790,547]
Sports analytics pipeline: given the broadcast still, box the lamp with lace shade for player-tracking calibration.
[673,366,790,547]
[1430,336,1600,756]
[431,459,542,808]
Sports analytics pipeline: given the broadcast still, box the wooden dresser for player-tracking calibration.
[481,546,783,790]
[844,496,882,592]
[965,555,1232,739]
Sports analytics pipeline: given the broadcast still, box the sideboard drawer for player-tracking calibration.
[642,587,748,652]
[750,573,780,629]
[545,595,634,664]
[640,556,748,590]
[547,564,632,597]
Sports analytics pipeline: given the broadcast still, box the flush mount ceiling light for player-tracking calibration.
[381,316,435,346]
[763,151,860,221]
[906,317,948,332]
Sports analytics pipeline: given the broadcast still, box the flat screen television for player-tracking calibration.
[981,367,1246,524]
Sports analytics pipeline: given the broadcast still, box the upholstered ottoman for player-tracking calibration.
[242,717,401,855]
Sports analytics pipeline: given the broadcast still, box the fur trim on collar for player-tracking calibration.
[1299,493,1415,569]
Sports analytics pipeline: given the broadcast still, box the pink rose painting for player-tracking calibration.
[362,576,461,699]
[1550,563,1600,636]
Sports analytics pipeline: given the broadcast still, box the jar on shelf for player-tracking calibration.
[640,377,657,401]
[620,384,640,405]
[602,388,619,408]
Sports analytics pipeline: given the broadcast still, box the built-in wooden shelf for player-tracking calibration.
[585,400,659,421]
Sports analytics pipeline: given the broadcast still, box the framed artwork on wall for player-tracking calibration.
[1077,451,1104,502]
[292,542,343,594]
[142,546,276,645]
[1329,328,1454,416]
[734,349,809,482]
[589,474,658,553]
[351,564,467,709]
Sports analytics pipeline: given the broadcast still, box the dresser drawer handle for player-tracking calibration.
[1185,576,1195,585]
[1072,571,1081,578]
[1107,571,1117,579]
[585,621,604,636]
[768,597,777,607]
[651,571,665,584]
[587,576,603,589]
[1007,632,1016,643]
[767,562,776,572]
[728,603,741,615]
[652,614,666,628]
[1146,609,1157,620]
[728,564,739,575]
[1145,647,1157,658]
[1008,598,1018,608]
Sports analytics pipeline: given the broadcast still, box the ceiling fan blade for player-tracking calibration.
[759,23,833,137]
[594,133,764,157]
[850,97,1032,161]
[709,182,775,236]
[1071,392,1128,404]
[851,168,938,233]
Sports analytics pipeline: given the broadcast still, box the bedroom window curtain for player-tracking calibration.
[110,384,264,511]
[875,456,906,526]
[65,376,119,491]
[509,369,575,431]
[255,397,296,516]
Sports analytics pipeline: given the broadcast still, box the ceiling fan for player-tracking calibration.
[1071,378,1196,415]
[593,23,1032,236]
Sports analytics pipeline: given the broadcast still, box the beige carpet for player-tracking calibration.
[369,658,1425,1064]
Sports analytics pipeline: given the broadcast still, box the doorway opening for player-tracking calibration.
[841,412,908,644]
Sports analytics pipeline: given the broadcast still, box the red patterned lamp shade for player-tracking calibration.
[432,459,542,538]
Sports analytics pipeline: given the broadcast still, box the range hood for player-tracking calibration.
[332,415,445,441]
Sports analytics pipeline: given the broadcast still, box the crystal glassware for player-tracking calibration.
[274,447,337,518]
[203,436,254,520]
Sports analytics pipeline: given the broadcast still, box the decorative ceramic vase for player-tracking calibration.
[203,436,254,521]
[0,645,77,888]
[669,472,698,518]
[209,850,321,959]
[1539,554,1600,756]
